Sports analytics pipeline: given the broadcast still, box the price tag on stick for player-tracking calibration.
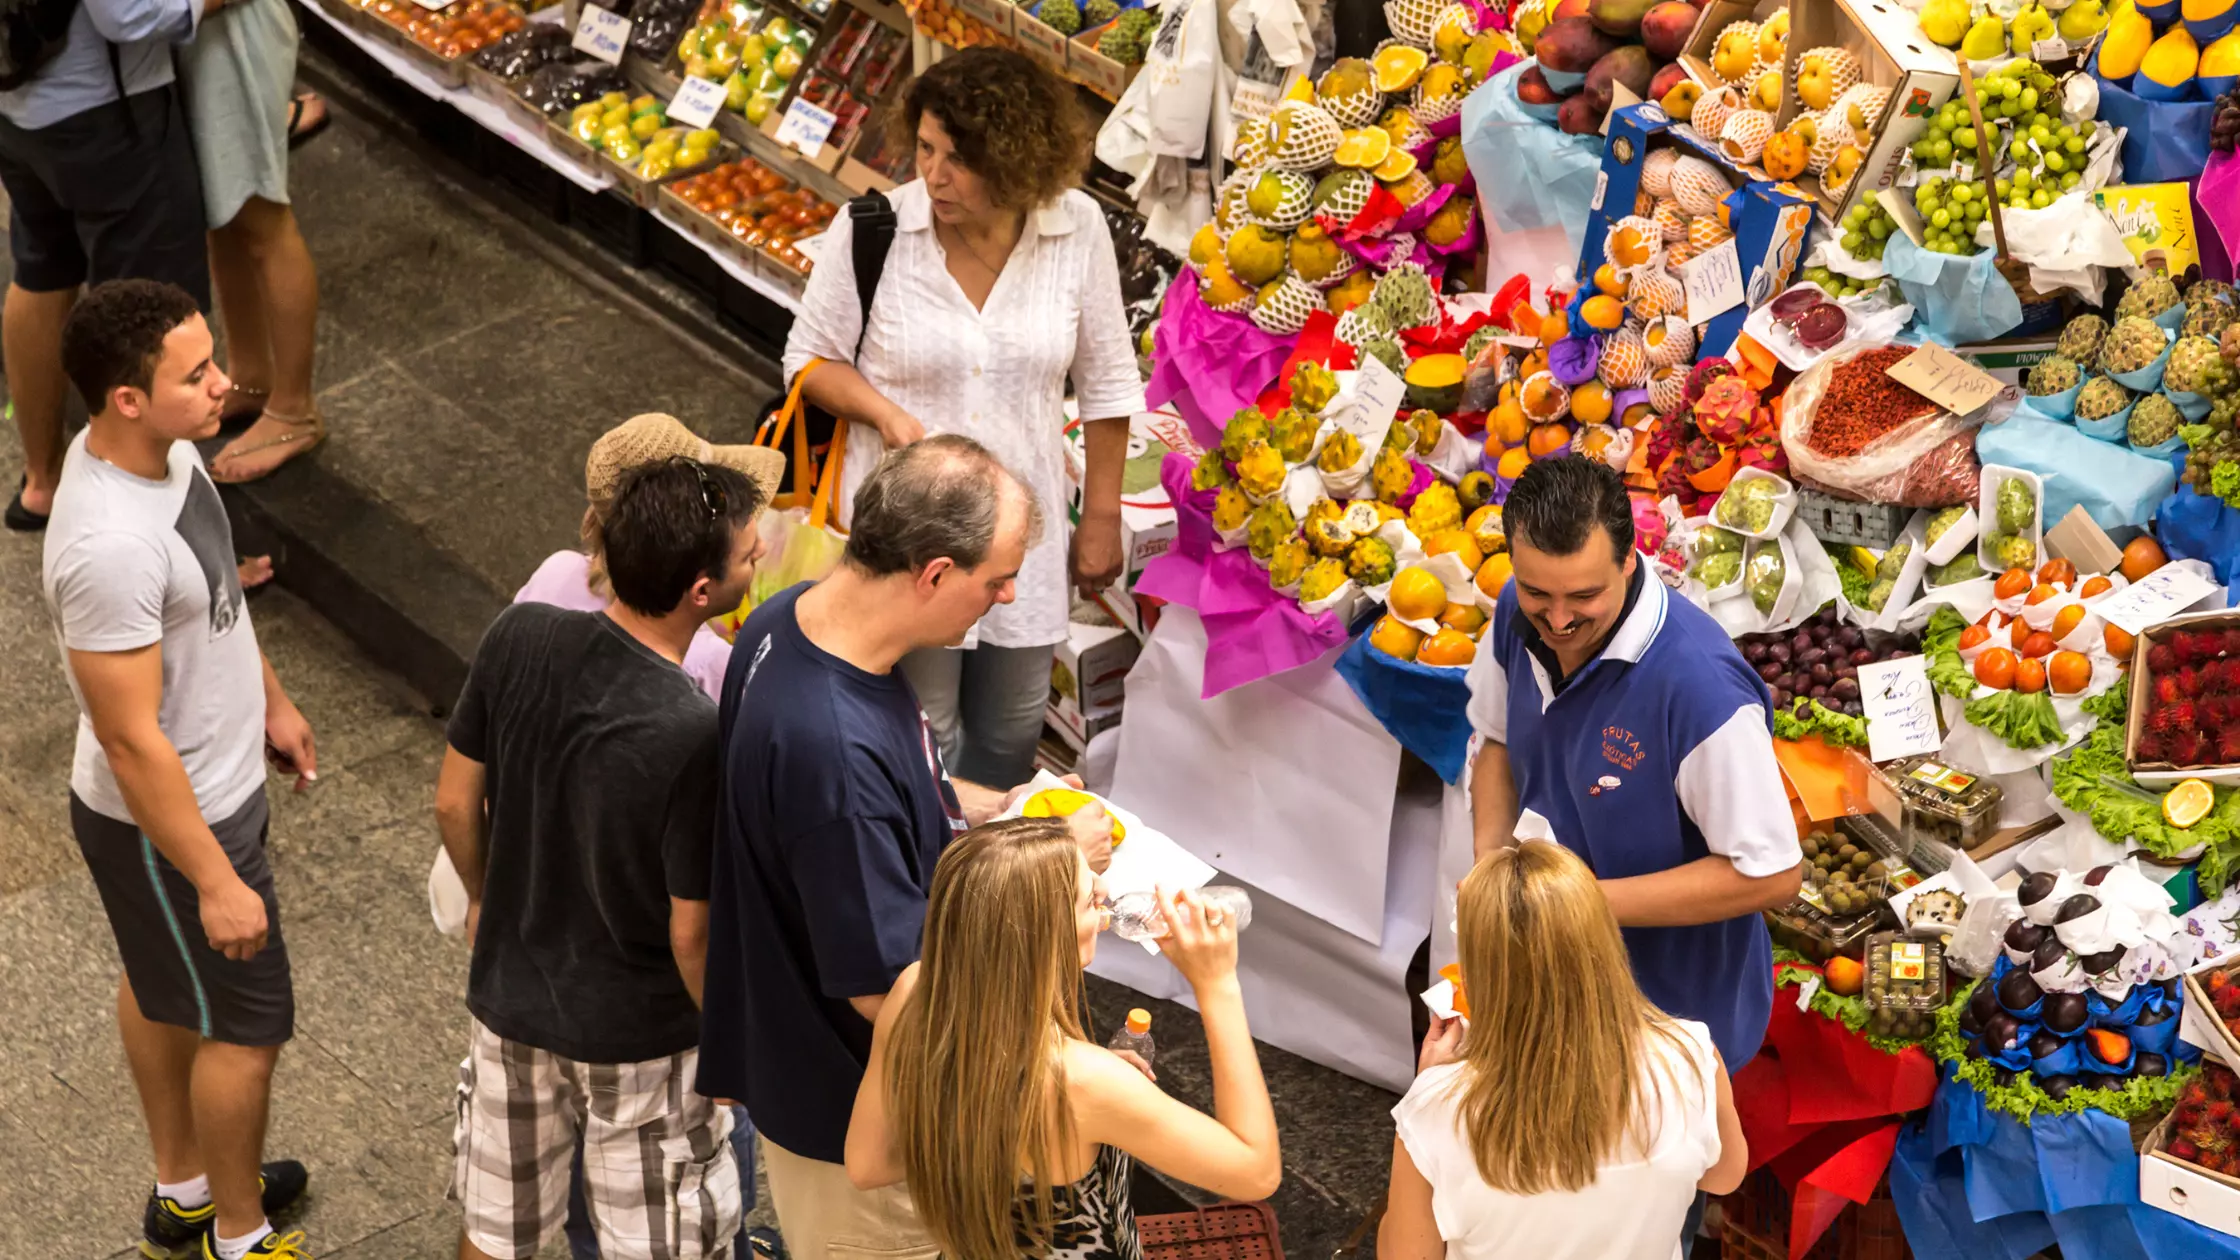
[572,4,631,64]
[772,97,837,156]
[1857,655,1943,763]
[667,75,726,130]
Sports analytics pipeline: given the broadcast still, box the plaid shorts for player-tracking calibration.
[451,1018,741,1260]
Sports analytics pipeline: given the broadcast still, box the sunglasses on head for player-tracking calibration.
[676,457,727,519]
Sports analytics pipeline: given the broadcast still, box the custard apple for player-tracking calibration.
[2074,377,2134,422]
[2114,272,2181,322]
[2184,294,2236,341]
[2130,393,2182,448]
[2023,354,2079,396]
[2056,313,2108,365]
[2167,336,2232,397]
[2097,316,2167,375]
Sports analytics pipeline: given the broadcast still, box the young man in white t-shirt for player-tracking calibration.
[43,280,319,1260]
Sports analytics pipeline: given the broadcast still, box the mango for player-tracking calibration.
[2097,0,2155,79]
[2204,27,2240,91]
[1587,0,1656,36]
[1640,0,1698,58]
[2136,23,2200,96]
[1586,44,1656,99]
[1536,15,1623,71]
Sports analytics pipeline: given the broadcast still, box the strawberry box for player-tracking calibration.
[2124,611,2240,787]
[2140,1057,2240,1239]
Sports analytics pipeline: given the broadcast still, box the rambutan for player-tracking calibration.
[2219,724,2240,764]
[2150,643,2179,673]
[2182,629,2224,661]
[2157,675,2184,706]
[2224,628,2240,658]
[2182,665,2206,697]
[2172,1138,2203,1162]
[2173,728,2206,765]
[2163,700,2199,734]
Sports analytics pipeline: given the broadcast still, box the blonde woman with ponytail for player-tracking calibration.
[847,817,1282,1259]
[1379,841,1748,1260]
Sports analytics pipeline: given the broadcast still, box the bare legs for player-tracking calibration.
[210,195,322,482]
[4,283,78,517]
[117,975,282,1239]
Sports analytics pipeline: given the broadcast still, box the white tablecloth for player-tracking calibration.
[1090,608,1457,1091]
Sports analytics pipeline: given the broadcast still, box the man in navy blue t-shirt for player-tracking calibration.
[1464,458,1803,1070]
[698,434,1112,1259]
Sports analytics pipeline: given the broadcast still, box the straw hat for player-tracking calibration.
[584,414,785,511]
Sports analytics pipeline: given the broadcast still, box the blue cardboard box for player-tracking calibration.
[1577,102,1816,359]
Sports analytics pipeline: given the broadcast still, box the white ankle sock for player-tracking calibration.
[213,1222,273,1259]
[156,1174,211,1209]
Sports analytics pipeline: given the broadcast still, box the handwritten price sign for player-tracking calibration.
[772,97,837,156]
[667,76,726,129]
[1679,239,1743,324]
[572,5,631,64]
[1858,655,1942,763]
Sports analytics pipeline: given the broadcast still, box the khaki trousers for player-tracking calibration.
[761,1135,939,1260]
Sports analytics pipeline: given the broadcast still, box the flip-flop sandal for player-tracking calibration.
[222,383,268,431]
[211,408,325,484]
[287,93,331,148]
[4,475,48,533]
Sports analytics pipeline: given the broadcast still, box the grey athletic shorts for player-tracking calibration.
[72,790,294,1046]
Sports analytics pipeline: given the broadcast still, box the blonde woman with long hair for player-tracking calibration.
[847,817,1282,1258]
[1380,841,1747,1260]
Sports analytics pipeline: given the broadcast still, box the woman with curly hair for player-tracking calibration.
[1378,840,1747,1260]
[847,817,1281,1259]
[781,47,1144,788]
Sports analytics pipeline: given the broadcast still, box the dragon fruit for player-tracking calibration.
[1693,375,1761,446]
[1685,358,1736,403]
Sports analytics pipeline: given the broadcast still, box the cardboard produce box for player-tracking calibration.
[2139,1060,2240,1240]
[1787,0,1961,225]
[1053,620,1139,716]
[2124,609,2240,787]
[1583,105,1814,360]
[1012,12,1072,72]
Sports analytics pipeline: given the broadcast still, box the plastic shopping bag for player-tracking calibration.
[1458,61,1603,257]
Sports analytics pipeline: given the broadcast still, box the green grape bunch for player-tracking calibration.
[1912,175,1993,255]
[1836,200,1902,263]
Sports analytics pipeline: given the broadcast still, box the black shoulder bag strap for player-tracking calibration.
[843,189,897,361]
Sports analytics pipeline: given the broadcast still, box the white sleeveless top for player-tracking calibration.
[1391,1019,1723,1260]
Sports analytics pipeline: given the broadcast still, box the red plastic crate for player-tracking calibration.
[1718,1168,1909,1260]
[1137,1201,1284,1260]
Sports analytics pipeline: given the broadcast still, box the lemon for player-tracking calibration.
[2163,778,2214,829]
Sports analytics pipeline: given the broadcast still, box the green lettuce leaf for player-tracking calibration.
[1826,542,1875,610]
[1931,976,2199,1122]
[1923,605,1977,699]
[1773,699,1869,748]
[1963,688,2066,749]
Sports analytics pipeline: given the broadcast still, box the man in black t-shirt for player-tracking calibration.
[436,458,769,1260]
[698,435,1113,1260]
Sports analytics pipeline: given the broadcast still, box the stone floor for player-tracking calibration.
[0,45,1400,1259]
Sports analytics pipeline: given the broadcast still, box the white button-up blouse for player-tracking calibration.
[779,179,1147,649]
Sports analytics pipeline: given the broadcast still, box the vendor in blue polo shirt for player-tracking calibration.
[1465,458,1803,1072]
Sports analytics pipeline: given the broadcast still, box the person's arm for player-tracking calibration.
[670,898,710,1007]
[950,776,1009,826]
[434,748,489,941]
[780,206,923,450]
[1699,1053,1748,1194]
[1066,205,1148,597]
[1074,889,1281,1200]
[1462,630,1517,861]
[1071,416,1131,596]
[1377,1138,1445,1260]
[71,646,268,959]
[84,0,202,45]
[846,963,920,1190]
[1469,741,1519,862]
[1603,703,1804,928]
[793,814,933,1028]
[260,655,317,792]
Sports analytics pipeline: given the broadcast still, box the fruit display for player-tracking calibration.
[666,158,837,275]
[518,58,633,117]
[363,0,526,60]
[1094,6,1159,64]
[2094,0,2239,102]
[1800,830,1902,917]
[2160,1059,2240,1178]
[1737,604,1923,725]
[472,23,575,77]
[675,3,815,126]
[564,91,727,179]
[1864,933,1945,1040]
[2131,623,2240,768]
[627,0,703,60]
[1514,0,1708,137]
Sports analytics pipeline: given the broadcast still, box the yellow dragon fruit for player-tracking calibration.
[1236,440,1288,499]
